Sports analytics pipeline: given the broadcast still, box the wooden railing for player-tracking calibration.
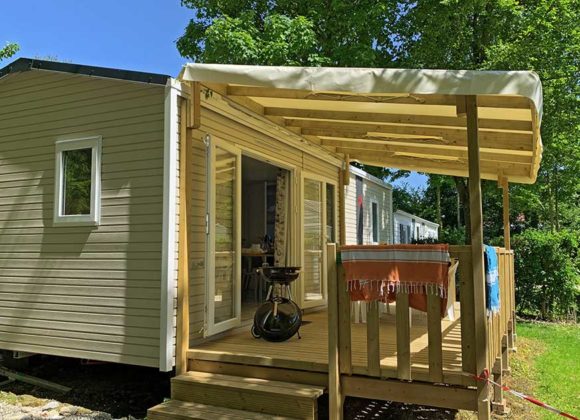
[327,243,516,418]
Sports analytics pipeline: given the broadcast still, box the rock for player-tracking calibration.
[40,401,60,411]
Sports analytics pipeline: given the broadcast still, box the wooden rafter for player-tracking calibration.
[284,119,533,150]
[227,85,531,109]
[264,107,532,132]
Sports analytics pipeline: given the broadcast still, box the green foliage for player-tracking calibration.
[62,149,92,215]
[439,227,466,246]
[178,0,396,67]
[0,42,19,61]
[512,229,579,320]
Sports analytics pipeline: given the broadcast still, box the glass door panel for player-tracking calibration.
[303,178,325,305]
[206,139,241,336]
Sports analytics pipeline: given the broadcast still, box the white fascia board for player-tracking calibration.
[349,165,393,190]
[159,78,181,372]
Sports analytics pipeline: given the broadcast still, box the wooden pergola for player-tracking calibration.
[178,64,543,419]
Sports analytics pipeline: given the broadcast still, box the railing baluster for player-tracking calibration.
[427,293,443,382]
[367,301,381,377]
[337,262,352,375]
[396,293,411,380]
[456,247,476,383]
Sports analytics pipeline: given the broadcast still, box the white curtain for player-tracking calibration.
[274,169,289,266]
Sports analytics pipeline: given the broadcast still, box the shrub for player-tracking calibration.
[512,229,579,320]
[439,226,466,245]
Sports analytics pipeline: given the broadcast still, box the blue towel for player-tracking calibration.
[484,245,501,315]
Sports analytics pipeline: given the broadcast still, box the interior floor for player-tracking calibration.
[241,155,283,320]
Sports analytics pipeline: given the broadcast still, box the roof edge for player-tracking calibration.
[350,165,393,190]
[394,209,439,227]
[0,57,171,85]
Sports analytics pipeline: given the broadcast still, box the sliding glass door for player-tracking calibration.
[206,138,242,336]
[301,176,336,308]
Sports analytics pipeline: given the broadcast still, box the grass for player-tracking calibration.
[514,322,580,419]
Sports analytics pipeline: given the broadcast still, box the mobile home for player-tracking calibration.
[393,209,439,244]
[0,58,341,372]
[1,58,543,420]
[344,165,393,245]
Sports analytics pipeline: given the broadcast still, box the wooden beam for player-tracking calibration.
[342,156,351,186]
[466,95,491,420]
[339,164,347,246]
[187,82,201,129]
[176,100,191,375]
[456,95,467,117]
[227,85,531,109]
[341,376,477,411]
[264,107,532,132]
[344,150,529,176]
[287,119,533,151]
[327,243,343,420]
[500,176,511,250]
[329,142,532,165]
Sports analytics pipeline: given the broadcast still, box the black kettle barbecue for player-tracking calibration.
[251,265,302,342]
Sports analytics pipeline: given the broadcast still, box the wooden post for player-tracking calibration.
[187,81,201,129]
[338,262,352,375]
[492,356,508,414]
[327,243,343,420]
[176,99,191,375]
[339,163,347,246]
[466,95,490,419]
[500,177,510,250]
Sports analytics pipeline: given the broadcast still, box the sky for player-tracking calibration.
[2,0,189,76]
[2,0,427,189]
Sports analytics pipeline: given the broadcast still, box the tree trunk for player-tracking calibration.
[453,177,471,244]
[436,184,442,229]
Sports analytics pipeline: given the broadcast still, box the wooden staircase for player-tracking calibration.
[148,371,325,419]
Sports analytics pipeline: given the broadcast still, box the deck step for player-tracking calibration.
[171,371,325,419]
[148,400,298,420]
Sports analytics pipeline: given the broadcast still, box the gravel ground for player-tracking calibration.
[0,392,128,419]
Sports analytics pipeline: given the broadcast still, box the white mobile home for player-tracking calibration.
[393,210,439,244]
[344,165,393,245]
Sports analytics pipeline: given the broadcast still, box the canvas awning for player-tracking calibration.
[179,64,543,184]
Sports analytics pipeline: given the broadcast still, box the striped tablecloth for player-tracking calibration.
[341,244,451,311]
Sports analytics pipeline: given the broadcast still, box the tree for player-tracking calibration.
[177,0,397,67]
[177,0,579,240]
[0,42,19,61]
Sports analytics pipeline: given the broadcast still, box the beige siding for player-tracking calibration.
[188,88,342,343]
[0,71,166,367]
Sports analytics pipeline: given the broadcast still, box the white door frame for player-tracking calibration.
[205,135,242,336]
[300,172,338,309]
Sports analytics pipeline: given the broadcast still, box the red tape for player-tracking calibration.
[467,370,579,420]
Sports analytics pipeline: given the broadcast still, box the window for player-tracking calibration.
[54,136,101,225]
[371,201,379,243]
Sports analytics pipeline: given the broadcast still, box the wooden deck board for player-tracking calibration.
[190,304,466,384]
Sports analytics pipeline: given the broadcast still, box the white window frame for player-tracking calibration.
[371,200,379,244]
[54,136,102,226]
